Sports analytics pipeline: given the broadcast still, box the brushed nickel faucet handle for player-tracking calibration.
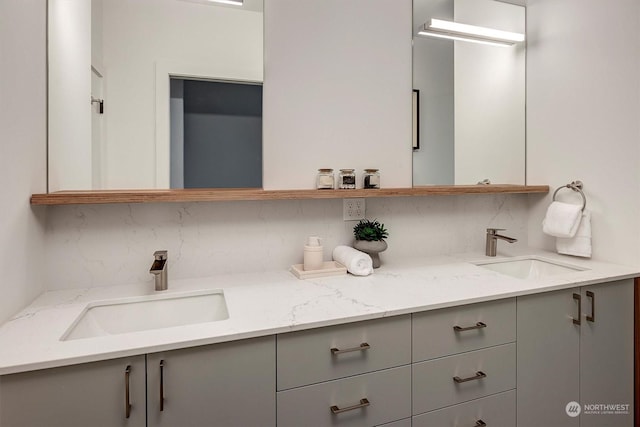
[486,228,505,233]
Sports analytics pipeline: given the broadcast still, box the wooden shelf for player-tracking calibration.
[30,185,549,206]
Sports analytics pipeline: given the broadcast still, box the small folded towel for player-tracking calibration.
[332,245,373,276]
[542,201,583,238]
[556,210,592,258]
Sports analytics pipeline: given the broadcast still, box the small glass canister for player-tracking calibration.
[338,169,356,189]
[316,168,335,190]
[363,169,380,189]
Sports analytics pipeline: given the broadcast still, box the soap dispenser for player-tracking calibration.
[303,236,324,271]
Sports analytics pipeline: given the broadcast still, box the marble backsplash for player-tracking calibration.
[44,194,530,291]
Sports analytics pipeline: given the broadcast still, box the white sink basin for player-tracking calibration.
[62,290,228,340]
[475,257,587,280]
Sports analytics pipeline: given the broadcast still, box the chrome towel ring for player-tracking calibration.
[552,180,586,211]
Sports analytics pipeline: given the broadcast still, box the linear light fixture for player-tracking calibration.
[207,0,243,5]
[418,18,525,47]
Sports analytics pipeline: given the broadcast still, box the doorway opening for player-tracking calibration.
[170,78,263,189]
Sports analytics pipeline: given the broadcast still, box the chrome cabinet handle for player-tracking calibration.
[125,365,132,419]
[453,371,487,383]
[453,322,487,332]
[160,360,165,411]
[475,420,487,427]
[330,398,370,414]
[330,343,370,355]
[586,291,595,322]
[572,293,581,325]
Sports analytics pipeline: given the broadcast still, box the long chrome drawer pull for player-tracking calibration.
[475,420,487,427]
[160,360,165,411]
[125,365,132,419]
[453,322,487,332]
[453,370,487,383]
[572,293,581,325]
[586,291,595,322]
[330,398,370,414]
[330,343,370,355]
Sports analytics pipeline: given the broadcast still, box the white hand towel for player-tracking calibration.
[556,210,592,258]
[542,201,583,238]
[332,245,373,276]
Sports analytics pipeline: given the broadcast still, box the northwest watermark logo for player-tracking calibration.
[566,402,581,417]
[566,402,630,417]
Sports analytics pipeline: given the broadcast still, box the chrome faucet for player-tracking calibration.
[485,228,517,257]
[150,250,168,291]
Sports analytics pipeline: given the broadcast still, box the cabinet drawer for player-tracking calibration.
[413,298,515,362]
[277,315,411,390]
[413,390,515,427]
[277,366,411,427]
[413,343,516,414]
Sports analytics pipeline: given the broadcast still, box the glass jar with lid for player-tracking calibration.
[338,169,356,189]
[316,169,335,189]
[363,169,380,189]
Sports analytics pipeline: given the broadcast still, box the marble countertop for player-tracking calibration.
[1,248,638,375]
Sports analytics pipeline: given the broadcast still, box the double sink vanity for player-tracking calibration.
[0,249,636,426]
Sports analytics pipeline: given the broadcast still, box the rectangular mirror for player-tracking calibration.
[47,0,263,191]
[47,0,525,194]
[412,0,526,185]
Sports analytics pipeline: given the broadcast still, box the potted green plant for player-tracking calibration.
[352,219,389,268]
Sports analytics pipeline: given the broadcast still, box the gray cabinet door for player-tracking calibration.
[580,279,634,427]
[146,336,275,427]
[517,288,580,427]
[518,280,635,427]
[0,356,146,427]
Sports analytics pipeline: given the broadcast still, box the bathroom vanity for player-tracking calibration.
[0,251,636,427]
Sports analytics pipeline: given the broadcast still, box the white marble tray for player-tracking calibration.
[290,261,347,279]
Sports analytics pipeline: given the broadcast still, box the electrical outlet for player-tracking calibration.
[343,198,366,221]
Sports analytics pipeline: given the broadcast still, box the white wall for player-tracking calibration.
[48,0,92,191]
[263,0,413,190]
[91,0,103,74]
[0,0,47,323]
[454,0,525,185]
[44,195,529,290]
[526,0,640,265]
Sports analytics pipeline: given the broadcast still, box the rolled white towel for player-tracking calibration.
[332,245,373,276]
[556,210,592,258]
[542,201,583,238]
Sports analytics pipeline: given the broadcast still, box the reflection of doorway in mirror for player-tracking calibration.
[170,78,263,189]
[91,67,104,189]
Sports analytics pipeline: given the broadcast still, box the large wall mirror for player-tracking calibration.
[412,0,526,186]
[47,0,263,192]
[47,0,525,194]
